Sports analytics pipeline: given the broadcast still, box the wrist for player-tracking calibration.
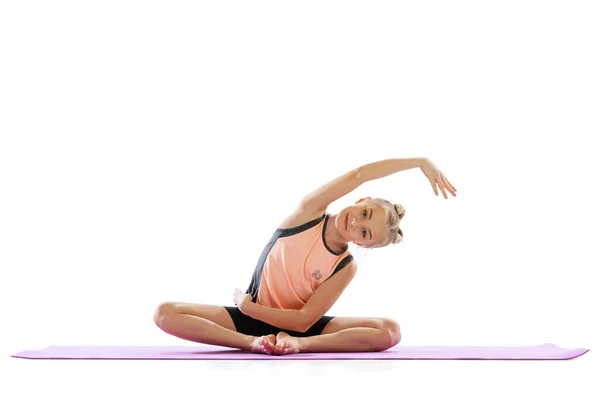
[414,157,428,167]
[240,300,254,316]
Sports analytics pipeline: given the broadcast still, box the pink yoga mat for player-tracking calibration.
[11,343,588,360]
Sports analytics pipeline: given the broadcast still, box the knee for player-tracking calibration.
[380,318,401,348]
[153,302,178,327]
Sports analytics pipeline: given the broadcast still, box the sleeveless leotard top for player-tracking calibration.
[245,213,354,310]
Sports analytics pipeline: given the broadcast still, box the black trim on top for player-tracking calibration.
[276,213,326,238]
[245,213,327,302]
[322,214,348,255]
[325,254,354,281]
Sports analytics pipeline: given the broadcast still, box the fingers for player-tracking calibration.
[429,178,439,196]
[430,175,447,199]
[442,176,457,196]
[437,178,448,199]
[445,176,457,193]
[431,174,457,199]
[424,163,457,199]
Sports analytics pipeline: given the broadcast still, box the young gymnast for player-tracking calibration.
[154,157,456,355]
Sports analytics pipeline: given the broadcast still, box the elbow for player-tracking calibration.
[295,311,313,333]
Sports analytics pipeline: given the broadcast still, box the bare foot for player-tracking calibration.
[274,332,301,355]
[250,334,276,355]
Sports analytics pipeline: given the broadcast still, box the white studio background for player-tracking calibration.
[1,0,598,360]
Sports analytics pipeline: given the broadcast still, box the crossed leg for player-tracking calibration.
[274,316,401,355]
[154,302,400,355]
[153,302,277,354]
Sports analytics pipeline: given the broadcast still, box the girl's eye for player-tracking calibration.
[362,209,367,218]
[362,229,366,238]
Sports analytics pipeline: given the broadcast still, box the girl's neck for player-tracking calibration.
[325,213,348,252]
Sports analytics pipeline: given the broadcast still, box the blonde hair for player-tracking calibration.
[367,197,405,248]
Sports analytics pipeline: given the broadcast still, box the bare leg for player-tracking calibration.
[154,302,276,354]
[274,317,401,354]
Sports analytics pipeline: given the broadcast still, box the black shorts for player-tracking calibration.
[224,306,334,337]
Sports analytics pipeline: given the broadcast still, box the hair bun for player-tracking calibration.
[392,231,403,244]
[394,204,405,217]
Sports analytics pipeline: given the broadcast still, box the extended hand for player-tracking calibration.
[420,158,457,199]
[233,288,252,313]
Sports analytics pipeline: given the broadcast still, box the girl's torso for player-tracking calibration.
[245,209,353,310]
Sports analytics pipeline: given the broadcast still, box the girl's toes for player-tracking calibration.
[264,342,274,354]
[274,342,288,355]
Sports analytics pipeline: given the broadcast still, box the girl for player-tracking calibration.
[154,157,456,355]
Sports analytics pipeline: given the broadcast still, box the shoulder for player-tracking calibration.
[314,258,358,293]
[278,204,327,229]
[343,259,358,275]
[338,257,358,276]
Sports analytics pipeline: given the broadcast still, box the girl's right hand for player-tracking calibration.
[419,158,457,199]
[233,288,252,313]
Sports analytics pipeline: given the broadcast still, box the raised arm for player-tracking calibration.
[356,158,427,183]
[299,157,455,213]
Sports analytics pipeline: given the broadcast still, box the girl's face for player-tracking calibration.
[337,200,388,247]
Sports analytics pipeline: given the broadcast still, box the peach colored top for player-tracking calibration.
[245,213,354,310]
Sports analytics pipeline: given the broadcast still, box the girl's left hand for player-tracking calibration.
[420,158,457,199]
[233,288,251,312]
